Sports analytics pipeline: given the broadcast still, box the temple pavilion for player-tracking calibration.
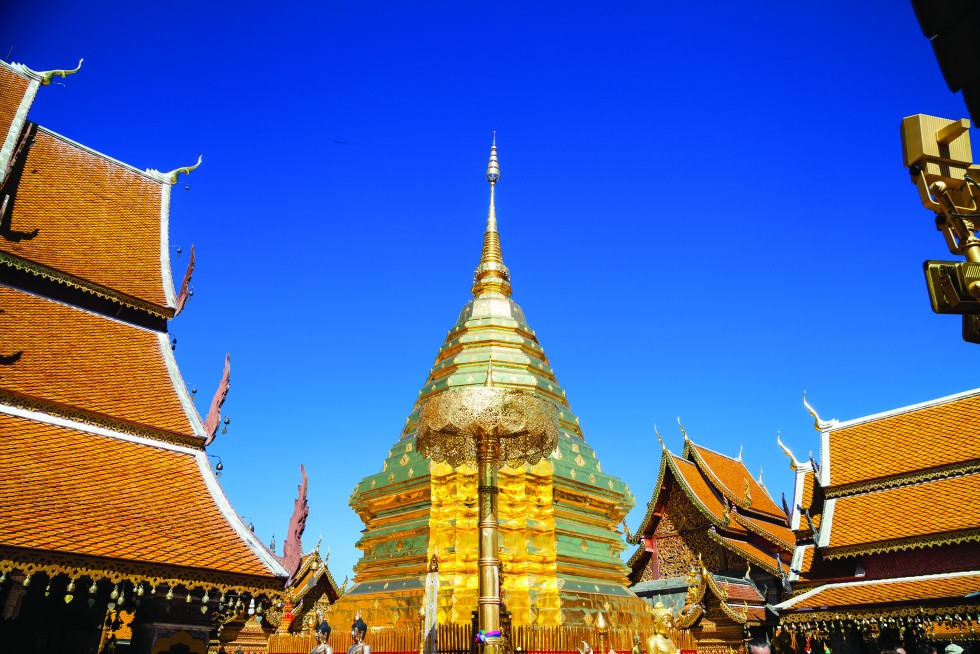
[329,142,656,649]
[625,432,795,653]
[0,60,288,653]
[775,392,980,653]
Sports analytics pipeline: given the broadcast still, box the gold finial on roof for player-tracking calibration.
[472,136,511,297]
[803,391,839,431]
[776,431,803,470]
[13,58,84,85]
[654,424,666,451]
[677,417,688,441]
[153,154,203,185]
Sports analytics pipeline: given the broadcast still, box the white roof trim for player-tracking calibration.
[790,463,814,531]
[194,453,288,578]
[820,427,831,487]
[829,387,980,432]
[0,77,39,186]
[817,498,834,548]
[787,545,808,582]
[34,125,170,184]
[157,332,207,438]
[0,401,200,455]
[159,184,177,309]
[775,568,980,610]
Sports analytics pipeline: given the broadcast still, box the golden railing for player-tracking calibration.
[268,624,701,654]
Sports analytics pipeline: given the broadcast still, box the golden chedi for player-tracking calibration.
[334,139,653,634]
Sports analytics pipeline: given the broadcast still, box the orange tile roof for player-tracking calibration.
[780,572,980,611]
[0,66,30,147]
[689,444,785,520]
[670,454,730,525]
[710,533,788,577]
[0,285,199,439]
[730,510,795,552]
[721,579,765,603]
[793,544,856,582]
[0,412,277,579]
[801,473,822,527]
[801,472,815,511]
[0,128,174,313]
[827,472,980,553]
[827,391,980,488]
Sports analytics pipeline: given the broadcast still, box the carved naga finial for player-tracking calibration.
[758,466,764,484]
[677,416,689,441]
[654,424,666,451]
[203,353,231,446]
[282,464,310,584]
[803,391,839,431]
[743,479,752,505]
[776,431,804,471]
[736,442,743,462]
[622,518,640,545]
[148,154,203,185]
[15,58,84,85]
[174,245,195,316]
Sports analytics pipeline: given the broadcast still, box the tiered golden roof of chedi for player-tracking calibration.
[334,143,653,634]
[0,59,287,652]
[776,391,980,636]
[626,431,795,647]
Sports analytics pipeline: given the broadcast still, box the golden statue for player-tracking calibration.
[645,602,678,654]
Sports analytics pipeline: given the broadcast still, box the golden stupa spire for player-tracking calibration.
[472,133,512,298]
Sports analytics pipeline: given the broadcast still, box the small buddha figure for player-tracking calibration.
[348,613,370,654]
[311,621,333,654]
[646,602,678,654]
[631,634,643,654]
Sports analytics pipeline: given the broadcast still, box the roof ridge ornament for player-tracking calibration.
[737,442,743,462]
[12,58,83,85]
[654,424,666,451]
[146,154,202,185]
[677,416,689,441]
[802,391,839,431]
[776,431,804,470]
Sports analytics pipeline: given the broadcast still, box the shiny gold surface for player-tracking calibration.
[415,385,559,469]
[336,142,654,639]
[417,351,560,654]
[646,602,678,654]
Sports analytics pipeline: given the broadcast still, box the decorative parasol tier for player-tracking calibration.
[415,386,559,468]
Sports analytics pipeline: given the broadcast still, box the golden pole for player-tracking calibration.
[477,432,502,654]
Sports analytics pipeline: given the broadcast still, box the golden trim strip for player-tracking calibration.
[824,460,980,498]
[0,251,174,318]
[0,547,285,598]
[823,528,980,559]
[0,390,204,449]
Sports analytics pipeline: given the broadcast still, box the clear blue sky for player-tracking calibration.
[3,2,976,586]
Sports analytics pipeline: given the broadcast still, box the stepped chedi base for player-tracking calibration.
[332,139,655,643]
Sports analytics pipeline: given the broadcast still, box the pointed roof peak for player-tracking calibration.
[472,136,511,298]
